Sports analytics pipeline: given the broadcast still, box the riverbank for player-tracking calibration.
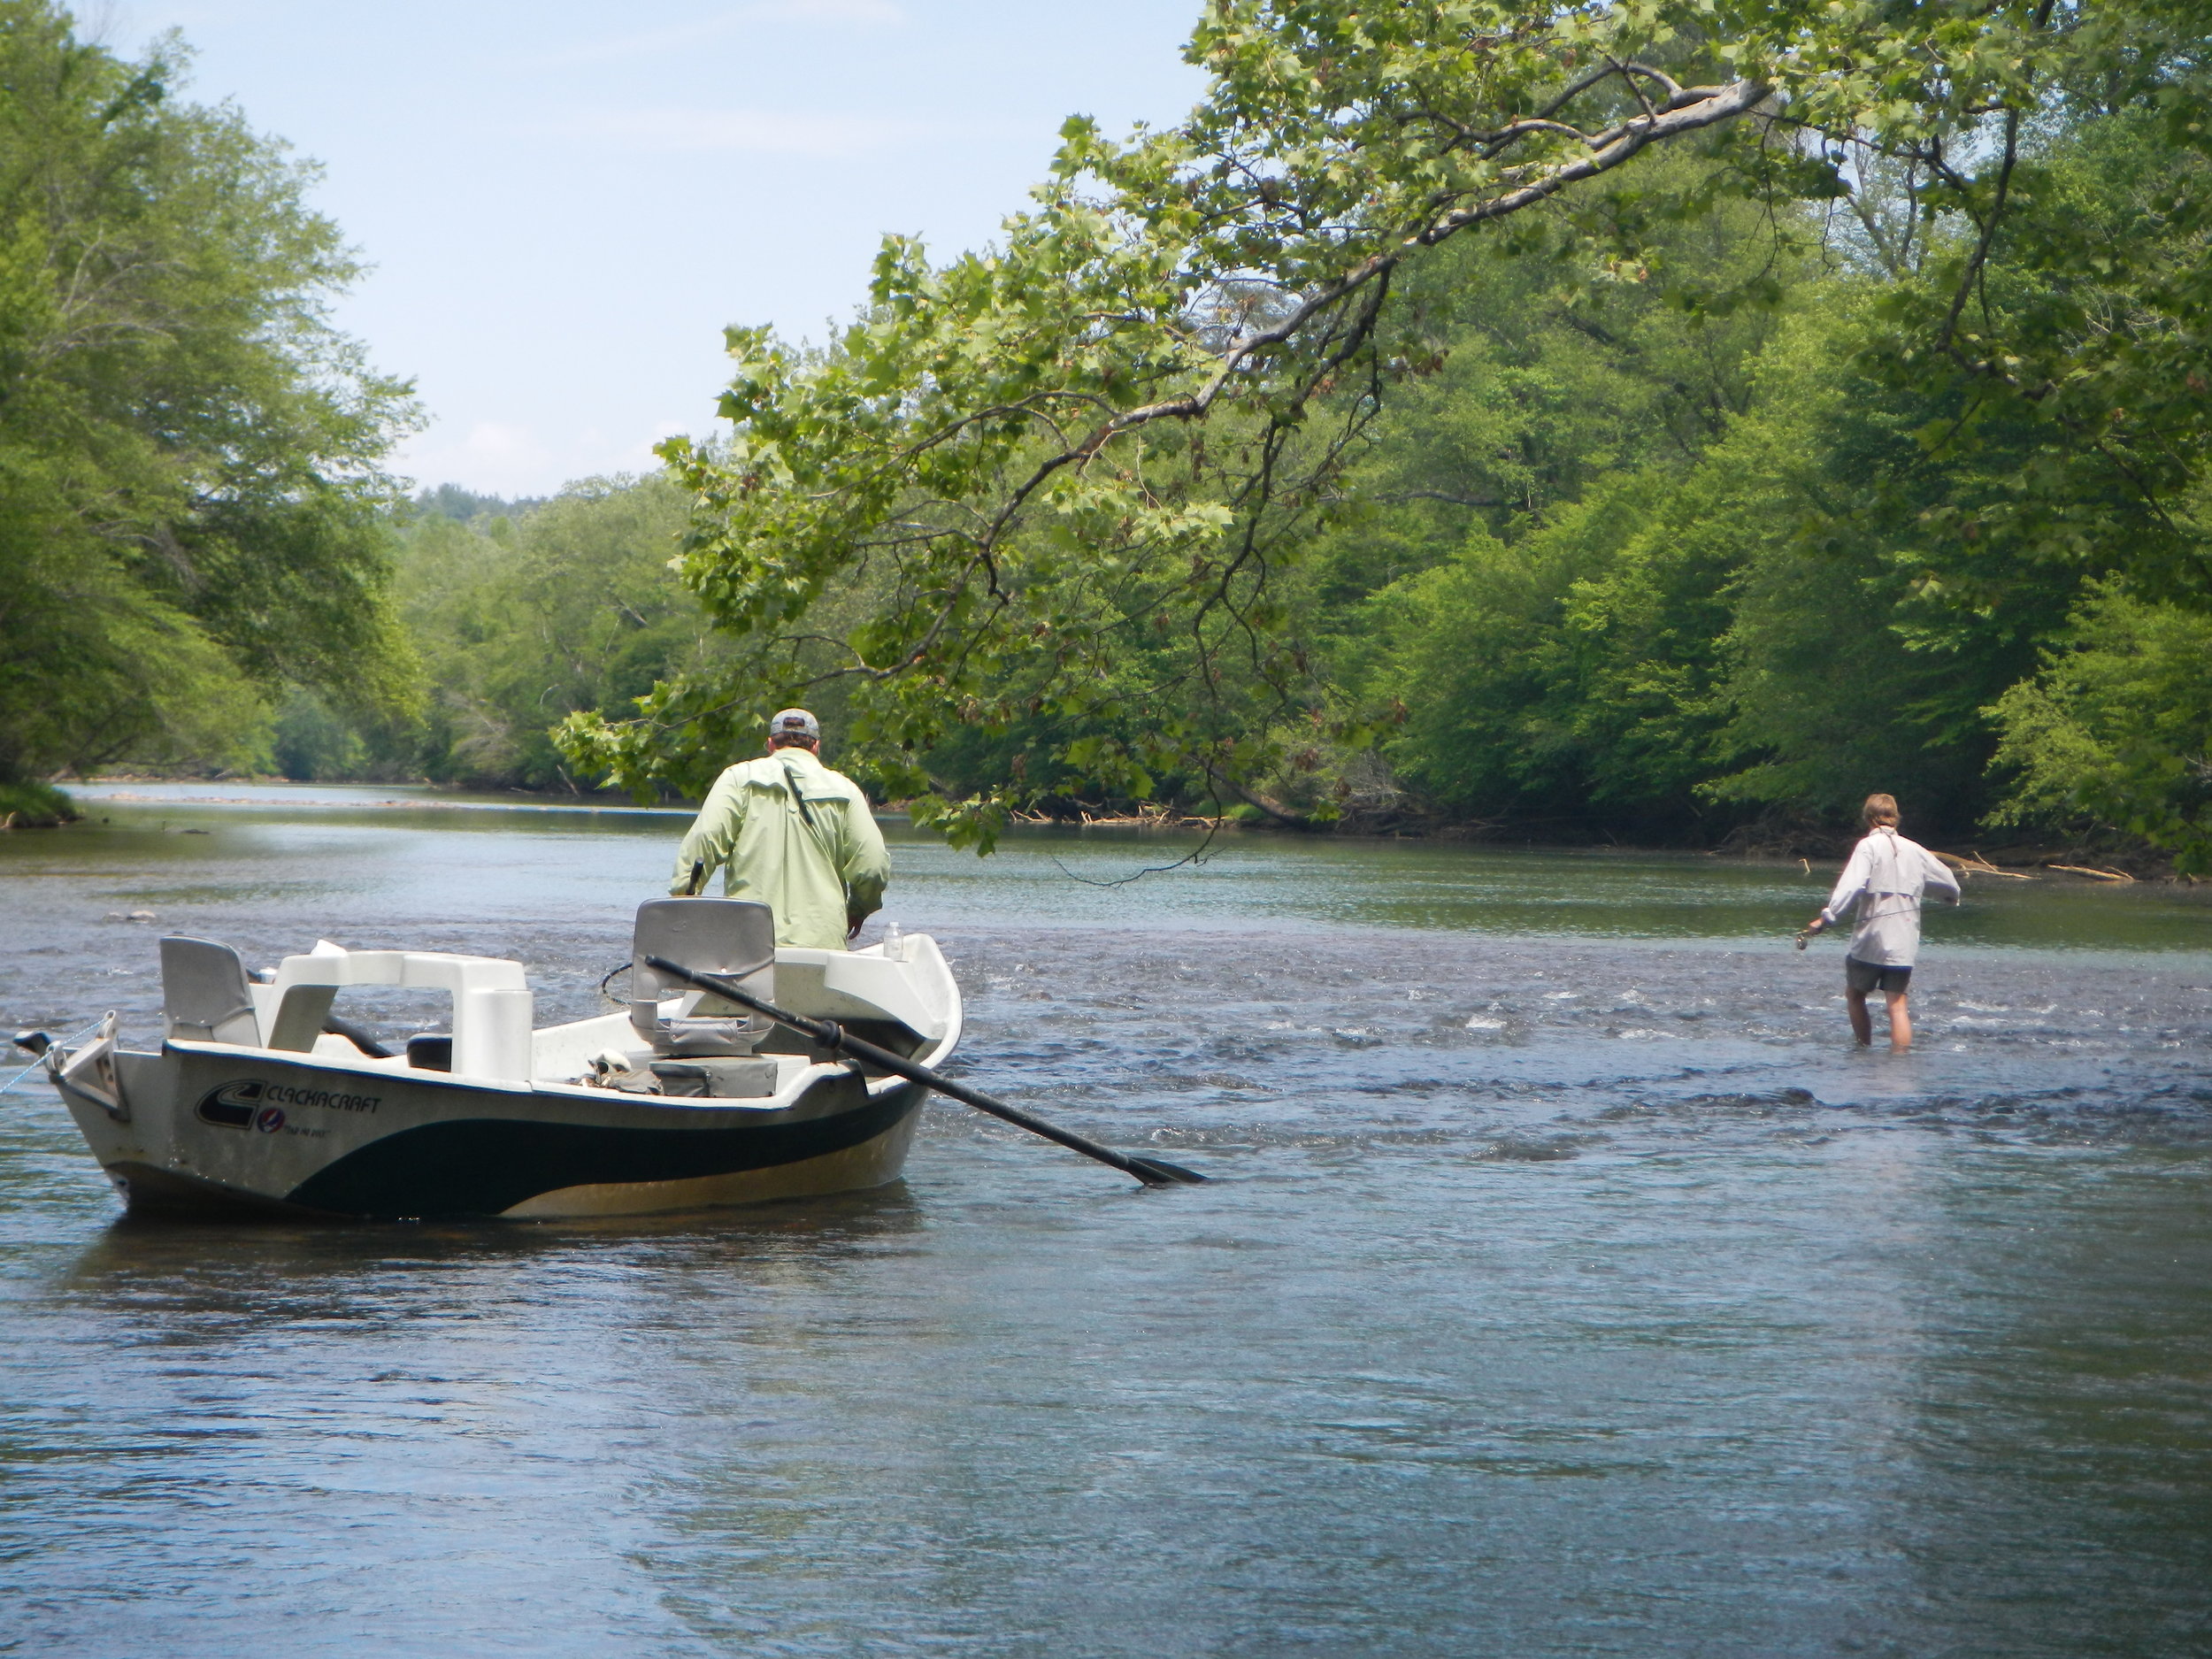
[54,774,2200,884]
[1022,797,2194,883]
[0,782,77,829]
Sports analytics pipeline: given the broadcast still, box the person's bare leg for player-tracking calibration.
[1885,990,1912,1051]
[1846,988,1873,1046]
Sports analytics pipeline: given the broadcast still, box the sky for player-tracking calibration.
[100,1,1210,498]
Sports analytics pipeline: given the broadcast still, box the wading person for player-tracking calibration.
[671,709,890,949]
[1801,794,1960,1051]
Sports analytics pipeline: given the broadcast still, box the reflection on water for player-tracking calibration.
[2,791,2208,1655]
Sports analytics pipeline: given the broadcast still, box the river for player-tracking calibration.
[3,785,2208,1656]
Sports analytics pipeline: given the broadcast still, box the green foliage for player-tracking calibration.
[1989,583,2212,875]
[1374,454,1766,835]
[1294,151,1799,702]
[0,780,77,826]
[1696,311,2082,830]
[1852,99,2212,610]
[67,0,2169,869]
[271,689,363,782]
[0,556,276,778]
[0,2,418,787]
[1338,0,2212,856]
[557,1,1810,842]
[1310,146,1809,829]
[415,484,547,523]
[561,0,2204,855]
[393,477,733,791]
[1368,84,2212,846]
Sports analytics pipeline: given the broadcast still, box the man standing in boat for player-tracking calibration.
[1800,792,1960,1051]
[670,709,891,949]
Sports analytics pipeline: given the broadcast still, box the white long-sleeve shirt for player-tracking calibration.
[1819,827,1961,967]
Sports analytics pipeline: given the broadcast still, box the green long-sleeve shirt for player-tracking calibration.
[670,747,891,949]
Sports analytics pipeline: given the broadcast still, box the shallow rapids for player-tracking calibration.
[4,787,2208,1655]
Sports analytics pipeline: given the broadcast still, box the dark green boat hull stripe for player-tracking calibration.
[286,1082,922,1218]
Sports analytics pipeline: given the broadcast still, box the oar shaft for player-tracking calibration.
[641,955,1190,1186]
[837,1030,1154,1176]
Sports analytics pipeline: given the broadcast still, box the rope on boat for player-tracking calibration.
[2,1015,112,1094]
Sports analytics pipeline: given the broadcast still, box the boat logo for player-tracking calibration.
[196,1079,265,1130]
[196,1078,382,1130]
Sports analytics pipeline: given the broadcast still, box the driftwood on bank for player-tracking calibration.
[1931,849,2037,880]
[1008,804,1221,831]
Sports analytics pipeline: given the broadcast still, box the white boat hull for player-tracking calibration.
[42,936,961,1222]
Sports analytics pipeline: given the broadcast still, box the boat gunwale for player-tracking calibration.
[154,1033,893,1122]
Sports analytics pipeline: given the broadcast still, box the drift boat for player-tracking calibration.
[19,899,961,1220]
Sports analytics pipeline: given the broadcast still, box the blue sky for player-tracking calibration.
[101,1,1209,497]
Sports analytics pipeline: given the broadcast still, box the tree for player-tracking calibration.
[560,0,2180,850]
[1988,582,2212,874]
[393,477,733,791]
[0,2,419,786]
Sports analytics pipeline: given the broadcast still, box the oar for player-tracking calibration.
[323,1013,395,1058]
[643,954,1208,1188]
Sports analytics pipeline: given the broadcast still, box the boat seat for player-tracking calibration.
[159,936,261,1047]
[629,898,774,1057]
[257,941,532,1077]
[405,1033,453,1072]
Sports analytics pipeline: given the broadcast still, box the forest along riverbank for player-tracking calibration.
[28,776,2203,882]
[2,792,2209,1657]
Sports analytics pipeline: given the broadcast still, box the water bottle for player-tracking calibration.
[881,921,904,962]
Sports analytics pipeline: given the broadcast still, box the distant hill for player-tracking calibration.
[413,483,549,523]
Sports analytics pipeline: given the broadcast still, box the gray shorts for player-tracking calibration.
[1845,956,1913,995]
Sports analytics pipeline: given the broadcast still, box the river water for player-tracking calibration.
[3,786,2209,1657]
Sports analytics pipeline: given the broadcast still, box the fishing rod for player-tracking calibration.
[642,955,1208,1189]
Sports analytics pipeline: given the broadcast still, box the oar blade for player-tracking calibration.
[1125,1156,1210,1187]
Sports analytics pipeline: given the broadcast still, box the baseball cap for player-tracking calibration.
[769,708,820,741]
